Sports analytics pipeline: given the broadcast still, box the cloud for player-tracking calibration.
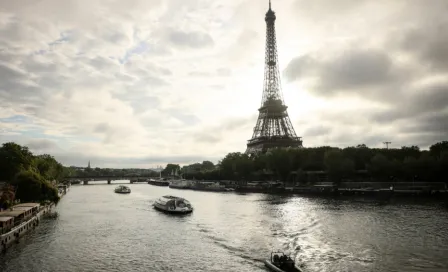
[216,68,231,76]
[283,49,413,102]
[26,139,61,153]
[1,0,447,168]
[303,126,332,137]
[165,29,214,49]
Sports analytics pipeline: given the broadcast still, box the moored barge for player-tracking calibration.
[0,203,54,251]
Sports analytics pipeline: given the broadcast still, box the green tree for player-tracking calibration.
[34,154,65,182]
[267,148,296,181]
[0,142,34,181]
[158,140,447,184]
[430,141,448,159]
[12,170,59,203]
[367,153,393,180]
[400,146,420,159]
[201,161,215,171]
[162,164,180,176]
[324,149,355,184]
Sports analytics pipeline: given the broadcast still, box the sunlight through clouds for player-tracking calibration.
[1,0,447,167]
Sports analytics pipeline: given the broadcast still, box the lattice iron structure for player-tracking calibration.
[245,0,303,154]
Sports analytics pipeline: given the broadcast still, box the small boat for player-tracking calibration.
[153,195,193,214]
[264,251,302,272]
[114,185,131,194]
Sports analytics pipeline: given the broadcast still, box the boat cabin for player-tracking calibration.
[159,196,191,208]
[11,206,36,220]
[13,203,40,214]
[0,216,14,234]
[0,210,26,225]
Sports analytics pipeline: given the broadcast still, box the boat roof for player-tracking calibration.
[0,216,13,222]
[12,206,33,211]
[162,195,184,200]
[0,210,26,217]
[13,203,40,208]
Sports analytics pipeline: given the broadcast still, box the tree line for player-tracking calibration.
[0,142,62,208]
[2,140,446,209]
[178,141,448,184]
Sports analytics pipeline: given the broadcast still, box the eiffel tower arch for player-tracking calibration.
[246,1,303,155]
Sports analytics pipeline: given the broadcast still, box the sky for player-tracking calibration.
[0,0,447,168]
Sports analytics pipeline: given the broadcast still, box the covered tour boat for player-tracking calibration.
[153,195,193,214]
[114,185,131,194]
[264,251,302,272]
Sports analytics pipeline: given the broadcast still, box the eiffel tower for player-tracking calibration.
[245,0,303,154]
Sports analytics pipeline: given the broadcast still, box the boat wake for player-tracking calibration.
[194,223,267,266]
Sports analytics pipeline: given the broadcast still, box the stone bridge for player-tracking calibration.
[66,176,152,185]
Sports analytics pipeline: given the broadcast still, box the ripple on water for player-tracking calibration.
[1,186,448,272]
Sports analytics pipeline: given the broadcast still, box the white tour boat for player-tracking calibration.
[114,185,131,194]
[153,195,193,214]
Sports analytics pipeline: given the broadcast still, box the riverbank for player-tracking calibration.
[159,179,448,199]
[0,183,69,252]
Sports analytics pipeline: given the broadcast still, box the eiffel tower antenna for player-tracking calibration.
[245,0,303,154]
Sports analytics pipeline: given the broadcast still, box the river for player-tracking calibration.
[1,181,448,272]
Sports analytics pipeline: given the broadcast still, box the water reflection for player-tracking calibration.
[1,185,447,272]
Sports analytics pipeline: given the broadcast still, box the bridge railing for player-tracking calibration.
[66,176,154,179]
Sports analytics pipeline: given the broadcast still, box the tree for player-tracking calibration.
[162,164,180,176]
[34,154,65,182]
[201,161,215,171]
[324,149,355,184]
[12,170,59,203]
[268,148,296,181]
[400,146,420,159]
[0,142,34,181]
[430,141,448,159]
[147,140,447,184]
[367,154,393,180]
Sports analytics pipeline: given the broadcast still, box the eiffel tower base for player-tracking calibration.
[245,136,303,155]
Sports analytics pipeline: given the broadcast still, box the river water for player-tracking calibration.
[1,181,448,272]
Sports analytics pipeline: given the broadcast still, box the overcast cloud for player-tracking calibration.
[0,0,447,168]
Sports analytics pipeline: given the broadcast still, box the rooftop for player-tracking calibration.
[13,203,40,208]
[162,195,184,200]
[0,210,26,217]
[12,206,33,212]
[0,216,13,222]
